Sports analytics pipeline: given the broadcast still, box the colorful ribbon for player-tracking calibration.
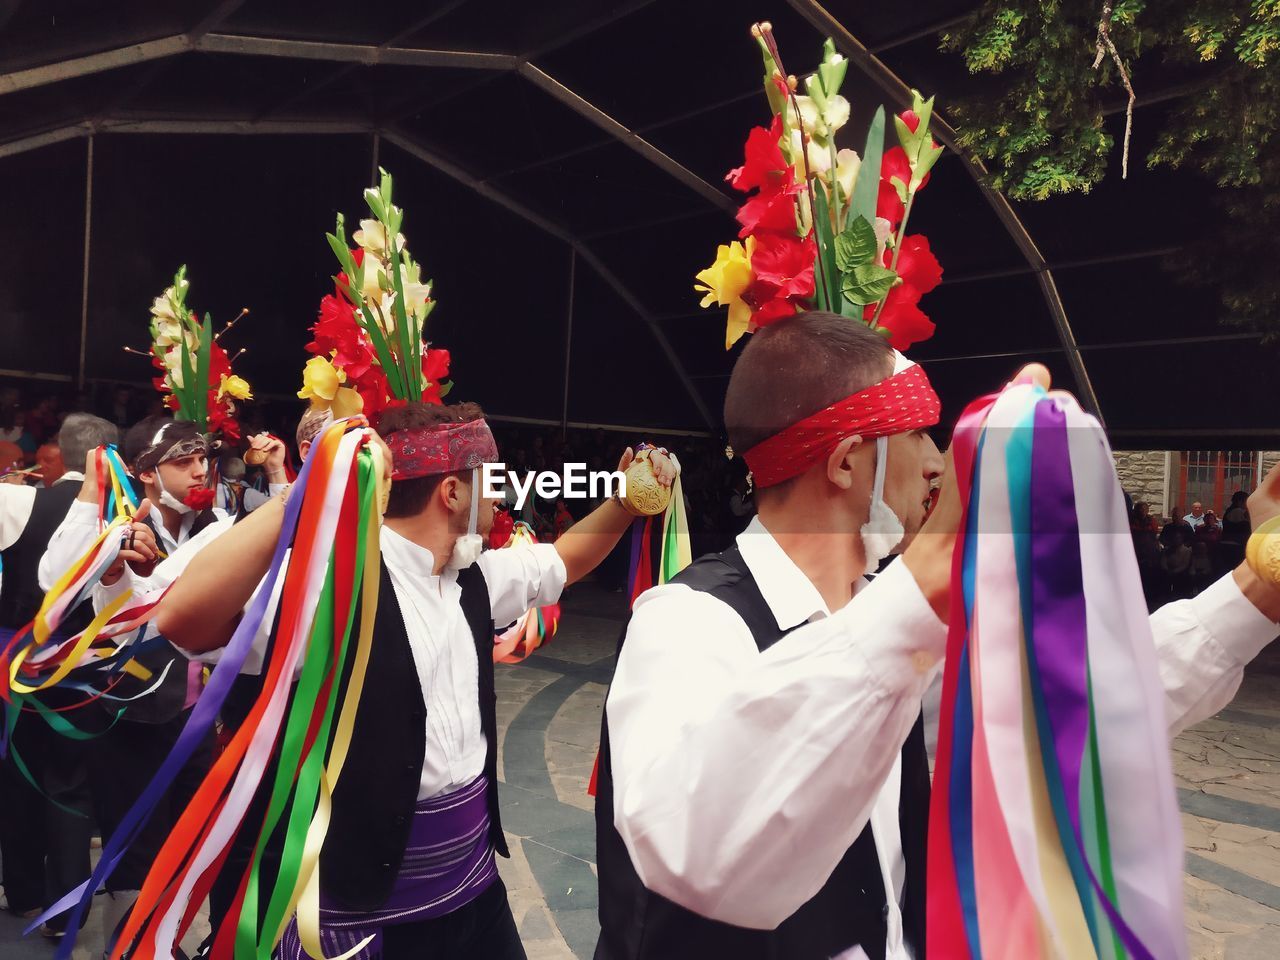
[587,472,692,797]
[492,522,562,664]
[927,385,1188,960]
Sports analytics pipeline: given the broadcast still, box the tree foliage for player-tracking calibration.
[942,1,1280,335]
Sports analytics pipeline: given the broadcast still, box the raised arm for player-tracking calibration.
[152,495,287,652]
[552,446,676,585]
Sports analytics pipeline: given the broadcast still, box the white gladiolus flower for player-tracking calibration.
[352,219,406,258]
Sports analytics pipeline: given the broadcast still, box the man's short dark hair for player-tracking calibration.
[57,413,119,468]
[380,402,487,518]
[724,311,894,465]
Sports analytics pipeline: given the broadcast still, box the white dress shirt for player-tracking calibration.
[607,515,1279,955]
[92,521,567,801]
[379,527,566,798]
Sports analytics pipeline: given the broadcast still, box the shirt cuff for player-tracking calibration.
[839,559,949,693]
[1189,572,1280,667]
[267,483,289,496]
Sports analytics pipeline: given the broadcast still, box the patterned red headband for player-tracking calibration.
[385,419,499,481]
[743,363,941,489]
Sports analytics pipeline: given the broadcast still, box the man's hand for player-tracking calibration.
[76,447,102,503]
[904,363,1053,621]
[1236,461,1280,622]
[1249,461,1280,532]
[101,499,159,586]
[247,433,289,483]
[616,446,678,487]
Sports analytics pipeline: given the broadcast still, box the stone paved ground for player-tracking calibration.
[4,580,1278,959]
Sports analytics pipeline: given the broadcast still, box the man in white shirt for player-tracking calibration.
[1185,501,1206,530]
[150,401,675,960]
[595,311,1280,960]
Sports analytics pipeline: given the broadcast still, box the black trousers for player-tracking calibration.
[0,712,93,929]
[379,878,526,960]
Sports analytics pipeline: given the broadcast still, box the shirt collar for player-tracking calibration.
[54,471,85,484]
[380,525,442,581]
[735,515,832,630]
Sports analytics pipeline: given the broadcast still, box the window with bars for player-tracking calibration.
[1177,451,1260,517]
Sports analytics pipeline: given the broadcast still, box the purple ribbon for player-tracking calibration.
[1029,399,1155,960]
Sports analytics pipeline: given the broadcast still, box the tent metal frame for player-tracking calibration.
[3,0,1220,430]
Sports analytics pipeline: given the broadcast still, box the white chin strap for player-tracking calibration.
[860,435,905,576]
[155,470,193,515]
[445,467,484,571]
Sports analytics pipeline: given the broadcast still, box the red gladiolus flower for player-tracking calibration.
[726,116,789,193]
[736,181,802,238]
[877,180,904,227]
[420,348,451,405]
[750,297,799,328]
[901,110,920,134]
[864,285,935,351]
[891,236,943,295]
[183,487,216,511]
[750,233,816,300]
[882,146,930,196]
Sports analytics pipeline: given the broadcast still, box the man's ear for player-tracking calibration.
[438,474,461,512]
[138,468,157,486]
[825,435,864,490]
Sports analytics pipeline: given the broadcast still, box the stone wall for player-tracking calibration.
[1114,450,1169,517]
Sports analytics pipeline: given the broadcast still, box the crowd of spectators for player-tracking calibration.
[1129,494,1254,610]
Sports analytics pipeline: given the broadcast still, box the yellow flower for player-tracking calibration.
[297,356,346,405]
[835,148,861,202]
[329,386,364,420]
[217,374,252,402]
[694,239,755,349]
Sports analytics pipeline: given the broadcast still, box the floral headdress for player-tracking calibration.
[695,23,945,352]
[300,168,451,425]
[143,265,251,441]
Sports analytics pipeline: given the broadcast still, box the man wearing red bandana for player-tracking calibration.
[594,311,1280,960]
[151,401,676,960]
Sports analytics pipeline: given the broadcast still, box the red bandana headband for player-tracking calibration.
[743,363,941,489]
[385,419,499,481]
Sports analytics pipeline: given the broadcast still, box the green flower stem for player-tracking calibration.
[828,140,844,233]
[870,188,916,327]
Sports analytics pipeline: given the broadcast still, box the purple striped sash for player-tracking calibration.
[277,774,498,959]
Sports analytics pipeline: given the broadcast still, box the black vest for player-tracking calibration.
[315,560,509,911]
[594,547,930,960]
[107,507,224,724]
[0,479,87,630]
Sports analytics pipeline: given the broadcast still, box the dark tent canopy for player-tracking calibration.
[0,0,1273,448]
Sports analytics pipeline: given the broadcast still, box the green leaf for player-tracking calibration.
[842,263,897,304]
[834,215,878,272]
[809,186,839,311]
[356,303,404,400]
[194,312,212,429]
[891,176,909,204]
[438,380,453,399]
[386,232,419,400]
[840,294,865,320]
[851,107,885,225]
